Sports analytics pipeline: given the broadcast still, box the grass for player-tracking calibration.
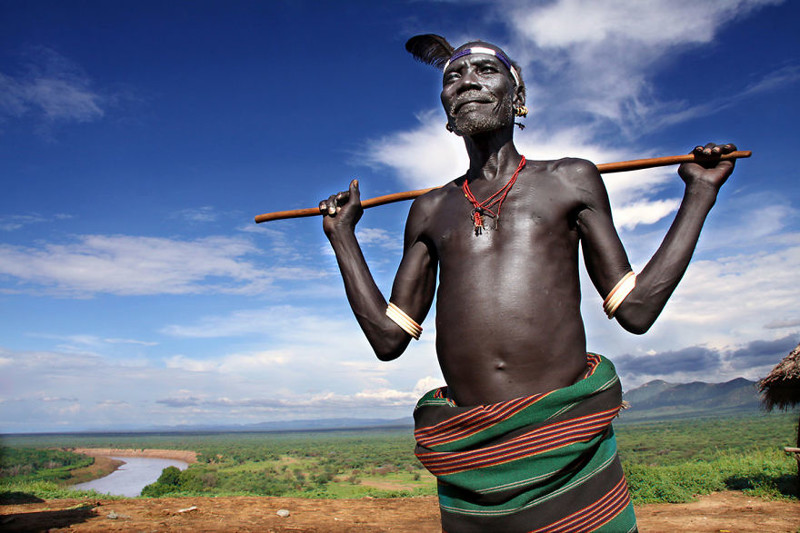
[1,412,797,503]
[0,479,124,503]
[624,448,797,504]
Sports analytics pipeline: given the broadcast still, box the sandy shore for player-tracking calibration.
[70,448,197,464]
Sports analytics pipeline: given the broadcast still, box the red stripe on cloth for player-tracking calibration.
[583,353,601,378]
[415,393,548,447]
[419,408,616,468]
[530,476,630,533]
[416,354,603,449]
[417,408,619,476]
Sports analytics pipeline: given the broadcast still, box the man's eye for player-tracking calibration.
[480,66,498,74]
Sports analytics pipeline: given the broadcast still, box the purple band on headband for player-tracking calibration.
[444,46,520,85]
[449,48,512,71]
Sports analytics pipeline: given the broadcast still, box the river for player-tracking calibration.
[72,456,189,497]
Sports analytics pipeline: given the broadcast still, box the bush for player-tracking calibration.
[624,449,797,504]
[140,466,183,497]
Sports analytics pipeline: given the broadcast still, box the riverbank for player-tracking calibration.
[65,456,126,486]
[1,492,798,532]
[62,449,197,486]
[70,449,197,464]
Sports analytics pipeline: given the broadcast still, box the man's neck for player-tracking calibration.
[463,127,521,182]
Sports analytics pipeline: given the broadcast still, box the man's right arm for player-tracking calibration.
[321,180,437,361]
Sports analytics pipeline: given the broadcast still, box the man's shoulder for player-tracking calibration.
[405,179,459,229]
[411,179,461,208]
[537,157,598,176]
[531,157,602,189]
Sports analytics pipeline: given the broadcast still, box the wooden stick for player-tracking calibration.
[255,150,751,223]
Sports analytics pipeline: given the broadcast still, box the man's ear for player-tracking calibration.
[514,84,526,108]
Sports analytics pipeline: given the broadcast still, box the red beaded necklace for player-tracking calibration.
[462,155,526,235]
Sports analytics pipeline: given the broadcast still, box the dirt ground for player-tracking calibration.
[70,448,198,464]
[1,491,798,532]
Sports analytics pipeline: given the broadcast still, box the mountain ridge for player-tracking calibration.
[620,377,763,422]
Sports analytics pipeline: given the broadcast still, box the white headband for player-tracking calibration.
[444,46,520,86]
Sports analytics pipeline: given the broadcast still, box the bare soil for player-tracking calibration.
[1,492,798,532]
[70,448,198,464]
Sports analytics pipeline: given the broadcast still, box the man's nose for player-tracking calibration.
[455,70,482,93]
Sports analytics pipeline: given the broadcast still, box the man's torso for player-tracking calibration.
[415,158,595,405]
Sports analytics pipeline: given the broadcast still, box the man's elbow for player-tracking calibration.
[368,329,409,361]
[615,309,656,335]
[619,320,652,335]
[375,348,403,362]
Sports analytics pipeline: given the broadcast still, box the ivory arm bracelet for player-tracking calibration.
[386,302,422,340]
[603,271,636,319]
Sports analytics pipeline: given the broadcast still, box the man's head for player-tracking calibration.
[405,35,526,137]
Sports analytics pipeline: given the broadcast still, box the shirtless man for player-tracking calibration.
[320,35,735,532]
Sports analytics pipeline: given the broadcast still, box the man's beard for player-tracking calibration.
[449,94,514,137]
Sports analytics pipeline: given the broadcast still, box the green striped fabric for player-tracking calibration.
[414,353,637,532]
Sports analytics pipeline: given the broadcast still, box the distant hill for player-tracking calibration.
[148,417,414,434]
[620,377,763,422]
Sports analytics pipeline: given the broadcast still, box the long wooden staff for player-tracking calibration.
[254,150,751,223]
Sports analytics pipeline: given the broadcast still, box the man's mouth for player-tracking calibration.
[453,98,494,114]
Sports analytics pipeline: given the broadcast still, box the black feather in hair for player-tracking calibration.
[405,34,455,70]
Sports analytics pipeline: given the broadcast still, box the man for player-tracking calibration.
[320,34,736,532]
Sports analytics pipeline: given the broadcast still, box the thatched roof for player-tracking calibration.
[758,342,800,411]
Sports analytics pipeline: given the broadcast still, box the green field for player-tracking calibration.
[2,412,797,504]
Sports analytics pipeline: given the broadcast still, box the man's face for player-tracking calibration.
[441,50,518,137]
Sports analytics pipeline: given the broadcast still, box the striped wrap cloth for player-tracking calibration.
[414,353,637,532]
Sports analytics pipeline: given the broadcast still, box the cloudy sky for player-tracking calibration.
[1,0,798,433]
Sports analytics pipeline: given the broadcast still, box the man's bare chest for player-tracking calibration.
[427,180,578,257]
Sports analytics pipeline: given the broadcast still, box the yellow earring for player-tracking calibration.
[515,105,528,117]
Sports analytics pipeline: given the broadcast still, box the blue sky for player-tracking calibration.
[1,0,798,433]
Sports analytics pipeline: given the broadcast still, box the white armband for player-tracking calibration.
[603,271,636,319]
[386,302,422,340]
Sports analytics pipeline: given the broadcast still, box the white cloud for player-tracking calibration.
[503,0,786,130]
[162,306,350,339]
[172,206,219,223]
[663,244,800,333]
[105,338,159,346]
[0,340,439,431]
[412,376,446,396]
[164,355,221,373]
[699,202,796,252]
[357,227,403,252]
[0,213,72,232]
[509,0,774,49]
[165,350,289,374]
[0,47,104,125]
[364,110,468,190]
[580,234,800,387]
[613,199,680,230]
[0,234,327,296]
[362,109,680,230]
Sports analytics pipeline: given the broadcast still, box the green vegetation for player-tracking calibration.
[0,448,121,502]
[615,413,798,503]
[0,447,92,483]
[624,449,794,504]
[1,413,797,504]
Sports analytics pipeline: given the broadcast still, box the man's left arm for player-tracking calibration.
[577,143,737,334]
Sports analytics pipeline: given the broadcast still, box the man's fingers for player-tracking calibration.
[349,179,360,202]
[327,194,338,215]
[319,188,355,216]
[692,143,736,158]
